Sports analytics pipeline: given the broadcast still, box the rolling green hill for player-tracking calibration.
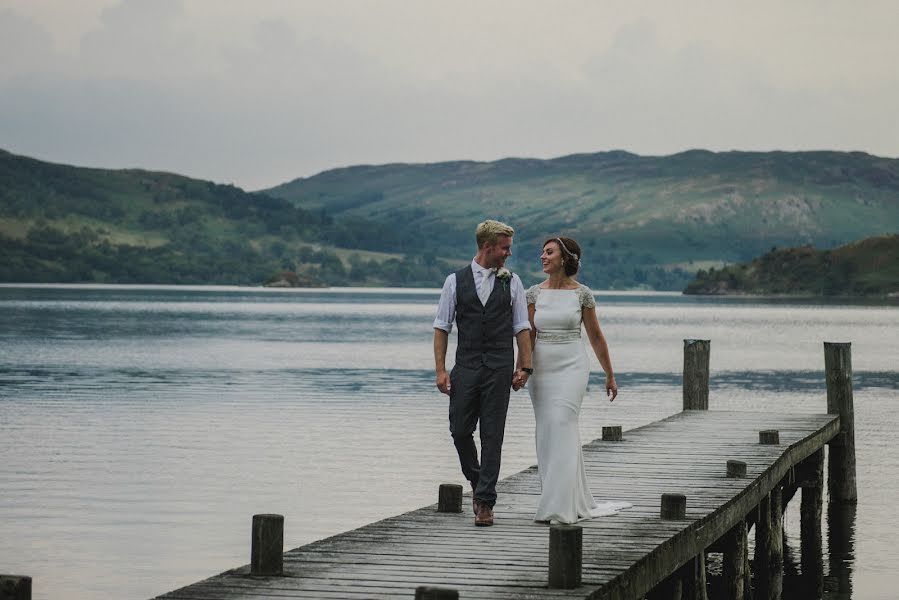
[3,148,898,289]
[0,149,452,286]
[683,234,899,297]
[265,150,899,289]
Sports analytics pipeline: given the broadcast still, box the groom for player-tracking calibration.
[433,219,533,526]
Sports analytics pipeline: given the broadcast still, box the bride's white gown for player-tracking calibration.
[527,284,631,523]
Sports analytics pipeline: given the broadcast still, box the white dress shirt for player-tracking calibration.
[433,259,530,334]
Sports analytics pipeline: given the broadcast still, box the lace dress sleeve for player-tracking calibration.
[578,285,596,309]
[526,284,540,305]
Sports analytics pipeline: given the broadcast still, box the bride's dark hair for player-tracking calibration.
[543,236,582,277]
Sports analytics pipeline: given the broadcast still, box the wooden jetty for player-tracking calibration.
[2,342,857,600]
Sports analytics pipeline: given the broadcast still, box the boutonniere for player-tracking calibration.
[495,267,512,291]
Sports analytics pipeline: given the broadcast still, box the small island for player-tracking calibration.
[684,234,899,297]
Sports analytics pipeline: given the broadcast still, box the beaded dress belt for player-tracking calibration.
[536,330,582,343]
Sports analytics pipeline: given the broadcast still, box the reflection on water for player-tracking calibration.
[826,503,858,599]
[0,285,896,600]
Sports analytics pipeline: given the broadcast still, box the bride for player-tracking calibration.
[526,236,631,524]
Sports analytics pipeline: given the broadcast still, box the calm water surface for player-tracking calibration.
[1,285,897,600]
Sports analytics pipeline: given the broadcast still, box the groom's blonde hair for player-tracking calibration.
[475,219,515,248]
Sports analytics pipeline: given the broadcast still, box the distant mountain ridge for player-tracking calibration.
[265,149,899,288]
[2,148,898,289]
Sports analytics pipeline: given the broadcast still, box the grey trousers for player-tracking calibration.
[448,363,514,508]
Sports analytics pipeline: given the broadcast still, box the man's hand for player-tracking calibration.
[436,370,451,395]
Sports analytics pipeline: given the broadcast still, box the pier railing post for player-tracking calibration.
[0,575,31,600]
[824,342,857,503]
[251,514,284,576]
[683,339,710,410]
[548,524,582,589]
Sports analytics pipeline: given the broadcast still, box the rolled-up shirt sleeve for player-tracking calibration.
[433,273,457,332]
[511,274,530,334]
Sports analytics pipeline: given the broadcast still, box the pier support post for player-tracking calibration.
[437,484,462,513]
[800,449,824,598]
[251,514,284,576]
[0,575,31,600]
[681,553,708,600]
[754,485,783,600]
[548,524,582,589]
[683,339,710,410]
[646,572,683,600]
[824,342,857,503]
[415,587,459,600]
[722,521,749,600]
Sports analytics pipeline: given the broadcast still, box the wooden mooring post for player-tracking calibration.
[548,524,582,589]
[415,586,459,600]
[824,342,857,503]
[250,514,284,576]
[683,339,710,410]
[0,575,31,600]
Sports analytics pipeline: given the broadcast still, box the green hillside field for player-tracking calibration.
[0,149,454,286]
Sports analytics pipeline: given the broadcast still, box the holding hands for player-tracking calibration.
[511,368,531,391]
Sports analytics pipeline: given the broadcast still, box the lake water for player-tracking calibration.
[1,284,897,600]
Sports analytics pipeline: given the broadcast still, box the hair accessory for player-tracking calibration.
[555,237,582,266]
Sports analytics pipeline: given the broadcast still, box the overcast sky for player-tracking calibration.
[2,0,897,190]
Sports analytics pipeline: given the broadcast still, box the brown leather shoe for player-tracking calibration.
[475,503,494,526]
[471,486,479,515]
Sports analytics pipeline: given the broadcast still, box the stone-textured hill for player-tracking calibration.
[266,150,899,286]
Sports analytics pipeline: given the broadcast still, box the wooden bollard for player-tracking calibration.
[548,524,582,588]
[660,493,686,520]
[251,514,284,576]
[415,586,459,600]
[683,339,710,410]
[602,425,623,441]
[824,342,858,503]
[437,483,463,513]
[0,575,31,600]
[759,429,780,445]
[726,460,747,478]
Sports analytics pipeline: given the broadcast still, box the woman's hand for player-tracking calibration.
[605,375,618,402]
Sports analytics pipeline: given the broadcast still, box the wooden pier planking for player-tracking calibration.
[154,409,838,600]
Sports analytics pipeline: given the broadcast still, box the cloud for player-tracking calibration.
[0,1,897,189]
[0,9,58,79]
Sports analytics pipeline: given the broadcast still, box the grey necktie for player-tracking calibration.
[478,268,494,305]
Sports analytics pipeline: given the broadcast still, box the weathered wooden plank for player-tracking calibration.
[152,410,839,600]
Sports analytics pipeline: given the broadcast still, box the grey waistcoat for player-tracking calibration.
[454,266,514,370]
